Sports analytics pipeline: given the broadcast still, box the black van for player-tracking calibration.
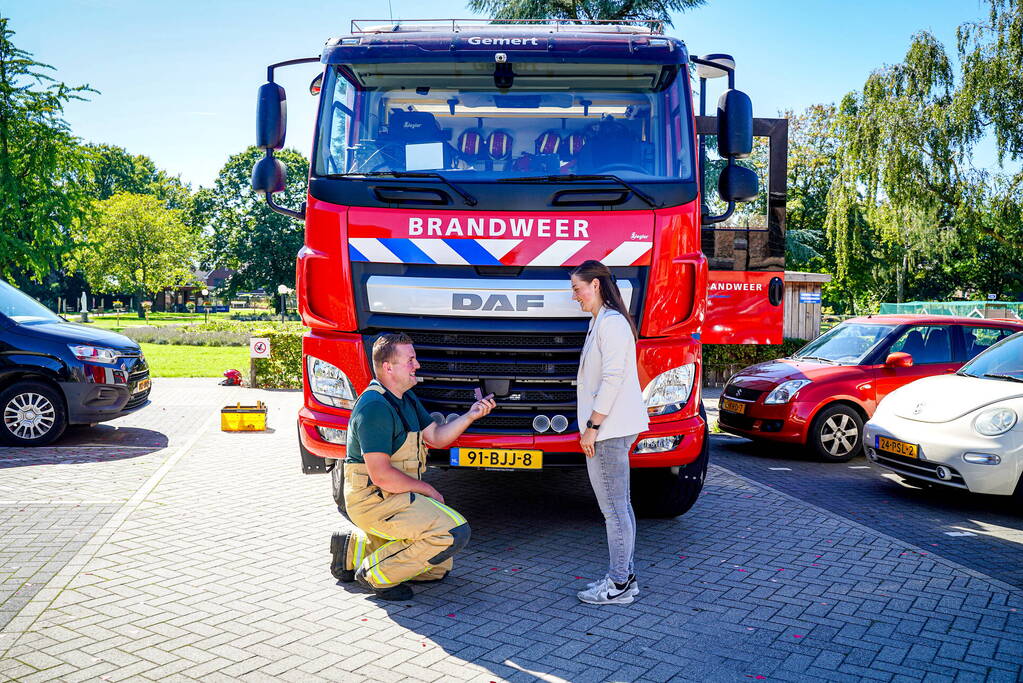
[0,280,151,446]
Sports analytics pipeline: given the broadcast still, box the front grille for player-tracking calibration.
[124,391,149,410]
[874,450,967,487]
[718,410,755,431]
[724,385,765,401]
[385,331,584,435]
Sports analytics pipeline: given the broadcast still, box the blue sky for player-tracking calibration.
[4,0,999,188]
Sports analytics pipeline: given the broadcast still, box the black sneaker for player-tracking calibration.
[330,532,354,582]
[355,568,414,601]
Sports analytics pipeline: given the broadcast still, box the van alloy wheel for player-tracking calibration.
[4,392,56,440]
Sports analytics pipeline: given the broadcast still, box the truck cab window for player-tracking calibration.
[314,65,694,182]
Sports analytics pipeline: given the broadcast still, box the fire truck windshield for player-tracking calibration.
[314,65,694,182]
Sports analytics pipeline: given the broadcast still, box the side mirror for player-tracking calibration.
[309,73,323,96]
[252,155,287,194]
[717,89,752,159]
[885,352,914,368]
[256,83,287,150]
[718,164,758,203]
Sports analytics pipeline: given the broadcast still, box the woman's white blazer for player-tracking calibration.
[576,306,650,442]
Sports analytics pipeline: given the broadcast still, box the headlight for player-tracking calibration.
[306,356,356,409]
[764,379,811,404]
[643,363,694,416]
[974,407,1017,437]
[68,344,119,364]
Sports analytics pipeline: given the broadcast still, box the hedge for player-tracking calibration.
[702,338,808,386]
[248,328,809,390]
[251,328,304,389]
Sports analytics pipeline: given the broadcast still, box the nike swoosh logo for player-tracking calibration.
[607,588,629,599]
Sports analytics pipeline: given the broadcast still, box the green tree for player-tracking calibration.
[84,143,192,210]
[466,0,705,27]
[0,16,94,280]
[198,147,309,309]
[71,193,197,317]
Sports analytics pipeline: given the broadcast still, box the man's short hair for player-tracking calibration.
[372,332,414,371]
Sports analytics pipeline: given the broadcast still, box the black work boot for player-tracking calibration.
[330,532,355,582]
[355,568,414,601]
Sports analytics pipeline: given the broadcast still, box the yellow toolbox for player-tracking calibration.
[221,401,267,432]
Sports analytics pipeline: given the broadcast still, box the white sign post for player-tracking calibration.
[250,338,271,358]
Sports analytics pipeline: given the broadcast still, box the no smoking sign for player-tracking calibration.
[250,337,271,358]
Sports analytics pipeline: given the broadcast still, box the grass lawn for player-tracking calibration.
[80,312,230,332]
[140,343,249,378]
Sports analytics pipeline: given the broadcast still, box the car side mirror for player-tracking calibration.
[885,352,913,368]
[256,83,287,150]
[717,88,752,159]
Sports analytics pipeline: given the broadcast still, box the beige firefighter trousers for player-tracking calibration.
[341,389,470,589]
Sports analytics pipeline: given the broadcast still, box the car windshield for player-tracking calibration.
[314,64,694,181]
[0,280,61,324]
[960,332,1023,381]
[791,323,897,364]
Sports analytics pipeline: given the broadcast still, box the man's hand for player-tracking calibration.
[466,396,496,422]
[421,483,445,504]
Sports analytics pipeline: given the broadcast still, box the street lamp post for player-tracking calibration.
[201,288,210,324]
[277,284,288,324]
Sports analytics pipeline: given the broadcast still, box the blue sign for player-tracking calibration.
[213,305,230,312]
[799,292,822,304]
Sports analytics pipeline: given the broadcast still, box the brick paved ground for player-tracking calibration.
[705,389,1023,591]
[1,380,1022,681]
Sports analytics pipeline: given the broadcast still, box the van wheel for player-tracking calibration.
[632,403,709,518]
[0,381,67,446]
[809,404,863,462]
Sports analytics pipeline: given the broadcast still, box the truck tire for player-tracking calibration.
[0,380,67,446]
[808,404,863,462]
[631,403,709,518]
[331,460,347,516]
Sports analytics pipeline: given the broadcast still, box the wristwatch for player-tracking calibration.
[586,420,601,430]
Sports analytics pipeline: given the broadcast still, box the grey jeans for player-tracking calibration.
[585,433,639,584]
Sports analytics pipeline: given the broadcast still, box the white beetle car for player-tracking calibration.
[864,331,1023,495]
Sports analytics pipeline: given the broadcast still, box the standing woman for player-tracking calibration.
[570,259,649,605]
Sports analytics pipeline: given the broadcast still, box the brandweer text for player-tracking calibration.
[408,217,590,238]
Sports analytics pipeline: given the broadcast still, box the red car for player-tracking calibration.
[718,315,1023,461]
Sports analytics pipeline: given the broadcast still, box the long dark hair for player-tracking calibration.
[570,259,638,340]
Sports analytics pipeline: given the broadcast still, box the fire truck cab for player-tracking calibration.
[252,19,782,518]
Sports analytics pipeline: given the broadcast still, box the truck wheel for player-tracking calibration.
[331,460,347,516]
[0,381,67,446]
[808,404,863,462]
[632,403,709,518]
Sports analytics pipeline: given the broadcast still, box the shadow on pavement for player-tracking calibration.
[334,468,743,682]
[0,425,169,468]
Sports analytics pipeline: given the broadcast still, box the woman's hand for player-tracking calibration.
[580,427,597,457]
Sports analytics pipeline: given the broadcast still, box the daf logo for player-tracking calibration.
[452,293,544,312]
[912,402,925,415]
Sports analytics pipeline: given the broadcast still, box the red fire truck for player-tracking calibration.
[252,20,786,517]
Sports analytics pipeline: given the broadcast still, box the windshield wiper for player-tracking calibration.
[793,355,837,364]
[984,373,1023,383]
[497,174,659,208]
[329,171,477,206]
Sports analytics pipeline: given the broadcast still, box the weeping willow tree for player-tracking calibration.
[466,0,705,26]
[825,0,1023,312]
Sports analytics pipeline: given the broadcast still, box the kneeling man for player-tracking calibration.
[330,332,495,600]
